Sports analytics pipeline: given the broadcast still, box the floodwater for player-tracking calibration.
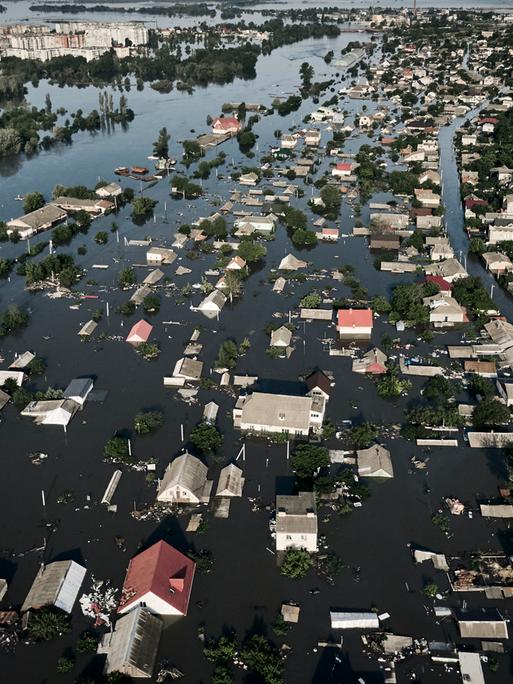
[2,0,513,26]
[0,13,513,684]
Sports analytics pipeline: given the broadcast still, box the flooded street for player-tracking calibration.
[1,5,513,684]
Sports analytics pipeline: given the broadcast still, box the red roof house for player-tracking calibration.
[118,540,195,617]
[337,308,373,339]
[426,275,453,292]
[464,197,488,211]
[321,227,339,241]
[212,116,241,135]
[332,162,353,177]
[126,319,153,345]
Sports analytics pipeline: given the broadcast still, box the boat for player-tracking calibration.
[131,165,149,175]
[14,194,24,201]
[114,166,130,176]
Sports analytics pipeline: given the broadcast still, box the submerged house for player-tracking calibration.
[357,444,394,478]
[276,491,318,552]
[212,116,241,135]
[126,320,153,345]
[118,540,195,617]
[216,463,245,497]
[270,326,293,348]
[21,398,79,426]
[98,606,162,679]
[21,560,86,614]
[197,289,227,319]
[64,377,94,406]
[7,204,67,240]
[352,348,388,374]
[157,453,212,505]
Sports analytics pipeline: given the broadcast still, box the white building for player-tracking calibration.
[276,491,318,552]
[234,392,325,436]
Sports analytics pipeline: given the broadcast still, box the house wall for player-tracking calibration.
[276,531,317,552]
[239,421,309,436]
[338,326,372,339]
[157,484,200,505]
[119,591,183,617]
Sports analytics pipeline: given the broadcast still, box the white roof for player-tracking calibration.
[330,612,380,629]
[458,652,485,684]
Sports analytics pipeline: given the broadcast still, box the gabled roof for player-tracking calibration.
[357,444,394,477]
[278,254,307,270]
[157,453,208,501]
[213,116,240,129]
[22,560,86,613]
[305,370,331,397]
[119,540,195,616]
[126,319,153,343]
[426,274,453,291]
[216,463,244,497]
[101,607,162,677]
[337,308,373,328]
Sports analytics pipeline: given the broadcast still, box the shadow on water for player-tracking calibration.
[137,516,189,556]
[51,546,86,566]
[312,648,385,684]
[275,475,296,496]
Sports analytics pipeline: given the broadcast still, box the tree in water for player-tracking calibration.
[153,127,171,159]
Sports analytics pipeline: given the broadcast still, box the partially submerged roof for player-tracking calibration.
[0,389,10,411]
[357,444,394,478]
[9,351,35,370]
[173,357,203,380]
[126,319,153,343]
[278,254,307,270]
[22,560,86,613]
[78,320,98,336]
[270,326,292,347]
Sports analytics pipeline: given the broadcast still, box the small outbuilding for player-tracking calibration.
[98,606,162,678]
[22,560,86,614]
[330,611,380,630]
[216,463,244,497]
